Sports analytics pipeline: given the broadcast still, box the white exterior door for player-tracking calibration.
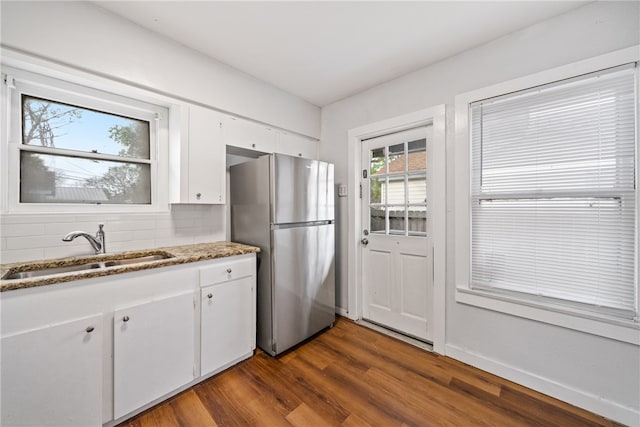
[360,126,433,342]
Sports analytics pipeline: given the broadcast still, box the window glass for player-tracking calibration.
[367,132,428,237]
[19,94,153,205]
[407,173,426,205]
[20,152,151,204]
[370,147,385,176]
[370,207,386,233]
[22,96,150,159]
[388,208,406,235]
[470,64,637,317]
[387,143,405,175]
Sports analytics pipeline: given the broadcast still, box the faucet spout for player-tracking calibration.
[62,224,105,254]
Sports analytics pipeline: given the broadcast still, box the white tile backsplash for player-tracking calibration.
[0,205,227,263]
[1,222,47,237]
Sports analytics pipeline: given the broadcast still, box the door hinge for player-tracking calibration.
[359,183,362,199]
[3,74,15,89]
[362,169,368,179]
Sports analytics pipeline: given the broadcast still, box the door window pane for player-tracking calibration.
[370,177,385,204]
[408,207,427,235]
[407,173,427,204]
[370,207,386,233]
[388,143,405,174]
[370,147,385,176]
[20,152,151,204]
[386,176,405,205]
[388,208,406,235]
[407,139,426,172]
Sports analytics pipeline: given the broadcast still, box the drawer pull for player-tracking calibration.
[123,315,130,322]
[85,326,95,333]
[207,293,213,299]
[226,268,232,274]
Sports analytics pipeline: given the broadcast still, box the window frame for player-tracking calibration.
[454,46,640,345]
[365,127,428,238]
[2,66,169,213]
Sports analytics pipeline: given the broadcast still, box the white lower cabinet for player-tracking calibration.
[113,291,195,419]
[1,314,103,427]
[201,276,254,375]
[1,253,256,426]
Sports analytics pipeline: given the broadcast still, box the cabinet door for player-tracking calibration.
[277,131,318,159]
[113,292,194,419]
[1,314,102,426]
[188,105,225,204]
[201,276,253,376]
[223,116,277,153]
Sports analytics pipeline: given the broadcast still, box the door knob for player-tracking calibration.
[361,238,369,246]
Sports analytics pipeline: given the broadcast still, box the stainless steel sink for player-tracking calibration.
[2,253,173,280]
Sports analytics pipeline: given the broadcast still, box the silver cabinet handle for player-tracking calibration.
[86,326,95,333]
[226,268,232,274]
[207,293,213,299]
[361,238,369,246]
[196,193,202,200]
[123,315,130,322]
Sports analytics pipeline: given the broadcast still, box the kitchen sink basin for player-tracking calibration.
[1,253,173,280]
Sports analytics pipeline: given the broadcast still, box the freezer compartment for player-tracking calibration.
[270,223,335,355]
[271,154,335,224]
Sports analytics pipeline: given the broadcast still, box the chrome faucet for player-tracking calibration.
[62,224,106,254]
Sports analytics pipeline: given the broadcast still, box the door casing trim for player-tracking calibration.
[347,105,446,355]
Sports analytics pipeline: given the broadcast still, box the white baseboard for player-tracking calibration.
[445,344,639,427]
[335,306,349,317]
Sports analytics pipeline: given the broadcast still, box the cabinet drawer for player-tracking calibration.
[199,256,255,287]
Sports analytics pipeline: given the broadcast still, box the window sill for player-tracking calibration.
[455,287,640,345]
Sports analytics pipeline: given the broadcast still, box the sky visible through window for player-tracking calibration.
[22,96,149,188]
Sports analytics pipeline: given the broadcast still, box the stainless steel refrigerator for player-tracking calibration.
[230,153,335,356]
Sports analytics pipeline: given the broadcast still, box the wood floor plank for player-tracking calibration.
[243,395,293,427]
[119,317,617,427]
[288,353,404,426]
[147,402,181,427]
[341,413,371,427]
[167,389,218,427]
[195,369,259,426]
[286,402,334,427]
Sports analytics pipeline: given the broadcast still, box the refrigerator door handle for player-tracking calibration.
[271,220,334,230]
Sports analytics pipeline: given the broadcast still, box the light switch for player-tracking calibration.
[338,184,347,197]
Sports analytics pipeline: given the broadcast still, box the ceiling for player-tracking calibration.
[95,1,589,107]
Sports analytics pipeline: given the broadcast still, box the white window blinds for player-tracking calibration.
[470,63,637,319]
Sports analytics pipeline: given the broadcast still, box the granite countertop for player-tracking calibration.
[0,241,260,292]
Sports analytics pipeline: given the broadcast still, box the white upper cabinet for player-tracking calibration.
[170,104,225,204]
[222,115,278,154]
[277,131,318,159]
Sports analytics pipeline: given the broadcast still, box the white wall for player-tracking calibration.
[0,2,320,138]
[320,2,640,424]
[0,1,320,263]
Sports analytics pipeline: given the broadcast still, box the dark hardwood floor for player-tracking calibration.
[119,317,620,426]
